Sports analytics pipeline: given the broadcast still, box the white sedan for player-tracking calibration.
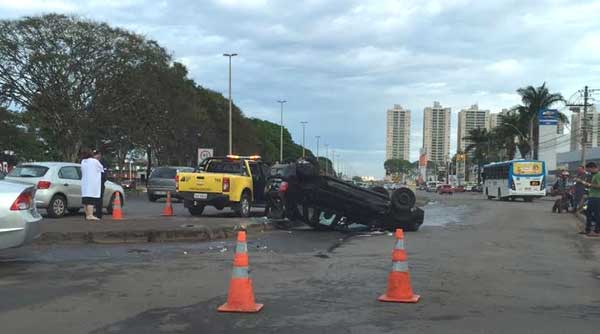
[0,180,42,250]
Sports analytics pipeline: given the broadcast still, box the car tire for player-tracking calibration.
[233,191,252,217]
[188,206,205,216]
[47,194,67,218]
[148,194,157,202]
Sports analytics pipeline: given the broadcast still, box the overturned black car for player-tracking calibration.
[265,159,424,231]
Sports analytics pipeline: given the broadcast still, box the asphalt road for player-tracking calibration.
[1,192,599,333]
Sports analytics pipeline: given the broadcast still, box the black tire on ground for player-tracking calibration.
[391,188,416,210]
[148,194,157,202]
[188,205,205,216]
[67,208,80,214]
[370,186,389,198]
[233,191,252,217]
[524,197,534,202]
[47,194,67,218]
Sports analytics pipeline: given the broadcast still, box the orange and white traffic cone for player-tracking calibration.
[161,191,174,216]
[111,192,124,221]
[378,229,420,303]
[218,230,264,313]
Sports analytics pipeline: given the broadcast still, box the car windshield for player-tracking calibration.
[270,164,295,178]
[7,165,49,177]
[205,160,243,174]
[150,167,177,179]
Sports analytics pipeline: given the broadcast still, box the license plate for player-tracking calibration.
[530,181,540,186]
[194,193,208,199]
[155,191,166,195]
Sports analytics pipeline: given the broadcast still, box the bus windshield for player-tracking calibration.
[513,162,543,176]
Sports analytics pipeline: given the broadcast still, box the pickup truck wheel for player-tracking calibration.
[234,192,251,217]
[188,206,205,216]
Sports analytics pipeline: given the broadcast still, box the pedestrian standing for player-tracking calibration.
[572,165,587,213]
[93,150,108,219]
[80,148,104,221]
[578,162,600,236]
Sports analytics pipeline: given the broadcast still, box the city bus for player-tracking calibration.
[482,159,546,201]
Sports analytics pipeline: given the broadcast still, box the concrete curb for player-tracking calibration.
[35,219,299,245]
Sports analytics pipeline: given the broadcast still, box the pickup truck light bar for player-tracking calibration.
[225,155,262,160]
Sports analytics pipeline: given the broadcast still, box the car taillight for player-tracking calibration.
[223,177,230,192]
[37,181,51,189]
[279,181,289,193]
[175,175,179,191]
[10,189,34,211]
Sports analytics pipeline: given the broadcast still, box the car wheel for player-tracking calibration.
[67,208,80,214]
[47,195,67,218]
[188,206,205,216]
[234,192,252,217]
[148,194,157,202]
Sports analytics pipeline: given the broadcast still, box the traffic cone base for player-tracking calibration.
[378,293,420,303]
[218,302,264,313]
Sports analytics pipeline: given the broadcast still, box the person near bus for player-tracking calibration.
[578,162,600,236]
[572,165,587,213]
[552,170,571,213]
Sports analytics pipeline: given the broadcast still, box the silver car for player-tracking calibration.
[5,162,125,218]
[0,180,42,250]
[147,166,194,201]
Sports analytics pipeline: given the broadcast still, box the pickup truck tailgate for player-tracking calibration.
[177,172,225,193]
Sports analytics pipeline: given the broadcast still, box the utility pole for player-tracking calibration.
[300,121,308,158]
[223,53,237,155]
[332,150,336,177]
[582,86,589,165]
[277,100,287,162]
[324,144,329,175]
[315,136,320,159]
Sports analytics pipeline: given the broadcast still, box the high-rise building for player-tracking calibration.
[488,108,511,129]
[570,105,598,151]
[457,104,490,153]
[385,104,411,161]
[422,101,451,164]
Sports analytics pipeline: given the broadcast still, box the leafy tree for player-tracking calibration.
[463,128,494,183]
[384,159,412,176]
[513,83,565,159]
[0,107,45,160]
[352,176,362,182]
[248,118,313,163]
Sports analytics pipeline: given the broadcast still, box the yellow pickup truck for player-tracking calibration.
[176,155,270,217]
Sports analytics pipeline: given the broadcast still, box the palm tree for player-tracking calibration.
[495,112,528,159]
[514,83,565,159]
[463,127,493,183]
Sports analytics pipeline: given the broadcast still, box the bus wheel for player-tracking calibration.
[498,189,502,200]
[524,197,533,202]
[486,188,493,200]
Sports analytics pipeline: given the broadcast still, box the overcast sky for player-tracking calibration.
[1,0,599,177]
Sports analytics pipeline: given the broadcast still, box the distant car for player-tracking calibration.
[471,184,483,193]
[147,166,195,201]
[0,180,42,250]
[438,184,454,195]
[454,185,466,192]
[121,179,136,190]
[5,162,125,218]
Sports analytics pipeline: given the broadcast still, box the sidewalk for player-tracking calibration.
[35,215,288,245]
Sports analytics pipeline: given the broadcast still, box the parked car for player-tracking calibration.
[438,184,454,195]
[454,185,466,192]
[0,180,42,250]
[5,162,125,218]
[147,166,195,202]
[426,181,439,192]
[471,184,483,193]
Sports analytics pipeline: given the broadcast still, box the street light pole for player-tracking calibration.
[315,136,320,160]
[324,144,329,175]
[277,100,287,162]
[300,121,308,158]
[223,53,238,155]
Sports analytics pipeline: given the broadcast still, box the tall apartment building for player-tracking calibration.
[385,104,411,161]
[570,105,598,151]
[422,101,451,164]
[457,104,490,153]
[488,108,511,129]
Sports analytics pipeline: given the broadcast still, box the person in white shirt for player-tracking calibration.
[80,148,104,221]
